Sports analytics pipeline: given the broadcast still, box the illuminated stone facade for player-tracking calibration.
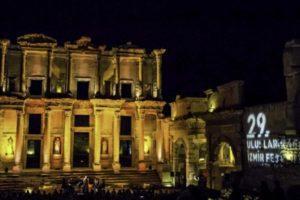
[165,81,244,188]
[0,34,166,173]
[2,34,300,190]
[0,34,249,188]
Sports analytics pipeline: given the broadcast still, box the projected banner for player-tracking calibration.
[246,112,300,166]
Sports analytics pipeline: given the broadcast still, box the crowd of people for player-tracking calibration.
[0,188,181,200]
[0,175,297,200]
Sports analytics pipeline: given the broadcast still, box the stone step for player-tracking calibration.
[0,170,161,191]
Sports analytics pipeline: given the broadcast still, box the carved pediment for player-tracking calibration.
[64,36,95,50]
[17,34,57,47]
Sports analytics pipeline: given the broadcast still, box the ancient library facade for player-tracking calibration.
[0,34,166,175]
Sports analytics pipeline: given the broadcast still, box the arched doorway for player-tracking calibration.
[174,139,186,187]
[212,141,236,190]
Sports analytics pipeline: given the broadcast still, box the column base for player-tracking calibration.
[93,163,101,171]
[138,161,147,172]
[12,164,22,173]
[42,163,51,172]
[63,163,71,172]
[112,162,120,174]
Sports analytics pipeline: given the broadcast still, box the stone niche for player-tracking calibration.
[51,55,68,93]
[0,110,17,165]
[6,50,22,92]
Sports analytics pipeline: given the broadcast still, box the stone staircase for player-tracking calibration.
[0,169,161,191]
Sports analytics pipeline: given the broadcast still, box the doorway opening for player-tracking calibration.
[121,83,132,98]
[174,139,186,187]
[29,80,43,96]
[77,81,89,99]
[26,140,41,169]
[119,140,132,167]
[73,132,90,168]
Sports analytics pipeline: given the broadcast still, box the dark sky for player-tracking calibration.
[1,0,300,104]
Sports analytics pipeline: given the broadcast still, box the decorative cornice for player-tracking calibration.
[135,100,166,109]
[90,99,126,109]
[0,96,24,106]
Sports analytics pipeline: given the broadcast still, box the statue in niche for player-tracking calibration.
[5,137,14,156]
[144,83,152,98]
[53,137,61,155]
[101,139,108,154]
[223,145,230,163]
[218,142,235,166]
[135,82,142,99]
[152,82,158,98]
[144,138,150,155]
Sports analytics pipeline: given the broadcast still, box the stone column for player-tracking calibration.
[66,52,71,93]
[93,110,102,171]
[153,49,166,98]
[0,110,4,170]
[113,56,119,96]
[63,110,72,171]
[42,110,51,172]
[13,110,24,173]
[137,113,146,172]
[21,50,27,94]
[68,55,73,94]
[138,57,143,82]
[163,121,170,162]
[156,113,164,163]
[1,41,8,93]
[112,111,120,173]
[47,51,54,94]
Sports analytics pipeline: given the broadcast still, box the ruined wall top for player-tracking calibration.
[1,34,165,56]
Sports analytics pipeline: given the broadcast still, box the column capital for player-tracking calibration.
[64,110,72,117]
[114,111,121,118]
[21,49,28,56]
[94,110,103,117]
[0,39,10,48]
[16,109,24,117]
[153,49,166,57]
[157,112,165,119]
[137,109,145,120]
[139,56,144,62]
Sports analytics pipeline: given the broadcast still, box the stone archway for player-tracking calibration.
[211,141,237,190]
[173,138,187,187]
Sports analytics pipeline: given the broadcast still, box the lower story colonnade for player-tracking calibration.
[0,98,166,174]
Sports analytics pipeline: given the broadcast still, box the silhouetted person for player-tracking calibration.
[230,182,242,200]
[82,176,89,194]
[259,181,272,200]
[101,178,106,189]
[61,178,67,193]
[272,180,285,200]
[287,185,300,200]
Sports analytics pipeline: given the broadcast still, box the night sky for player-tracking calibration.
[1,0,300,104]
